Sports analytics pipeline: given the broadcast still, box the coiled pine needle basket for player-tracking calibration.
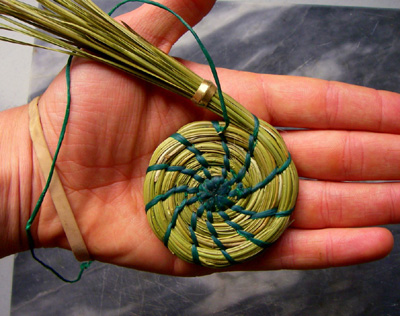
[0,0,299,268]
[145,119,297,267]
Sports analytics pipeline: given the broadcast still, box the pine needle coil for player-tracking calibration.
[145,118,298,268]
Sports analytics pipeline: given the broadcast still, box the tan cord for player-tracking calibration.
[28,97,91,262]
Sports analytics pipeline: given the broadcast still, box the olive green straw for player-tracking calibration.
[0,0,298,270]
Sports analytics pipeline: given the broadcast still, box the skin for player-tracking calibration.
[0,0,399,276]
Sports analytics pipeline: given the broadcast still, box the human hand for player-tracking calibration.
[19,0,399,276]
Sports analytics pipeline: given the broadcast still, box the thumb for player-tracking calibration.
[115,0,216,52]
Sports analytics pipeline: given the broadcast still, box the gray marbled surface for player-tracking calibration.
[12,2,400,315]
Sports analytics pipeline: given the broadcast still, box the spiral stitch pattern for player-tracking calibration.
[144,116,298,268]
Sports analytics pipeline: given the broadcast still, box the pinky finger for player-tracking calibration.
[236,227,394,271]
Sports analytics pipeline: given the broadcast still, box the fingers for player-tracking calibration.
[282,130,400,181]
[292,180,400,229]
[242,227,394,270]
[116,0,216,52]
[181,61,400,133]
[255,76,400,133]
[174,227,394,274]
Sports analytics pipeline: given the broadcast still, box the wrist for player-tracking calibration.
[0,104,64,258]
[0,105,33,257]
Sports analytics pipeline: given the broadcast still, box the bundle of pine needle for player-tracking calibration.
[0,0,298,268]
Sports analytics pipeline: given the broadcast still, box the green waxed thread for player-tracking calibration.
[221,250,236,265]
[3,0,299,273]
[26,56,92,283]
[26,55,72,231]
[212,121,231,172]
[25,0,222,283]
[206,210,213,223]
[225,220,271,249]
[191,244,200,265]
[145,185,199,211]
[275,208,295,217]
[163,200,185,246]
[146,164,205,183]
[206,221,218,237]
[171,133,209,168]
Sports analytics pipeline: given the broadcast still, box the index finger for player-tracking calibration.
[184,62,400,133]
[259,75,400,133]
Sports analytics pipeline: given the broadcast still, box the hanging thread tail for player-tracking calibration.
[26,55,93,283]
[29,95,91,262]
[23,0,230,283]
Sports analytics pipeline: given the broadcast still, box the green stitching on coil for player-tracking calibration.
[228,154,292,199]
[143,64,289,264]
[221,249,236,265]
[229,205,294,219]
[145,185,199,211]
[163,198,188,246]
[191,244,200,265]
[225,220,271,248]
[146,164,205,183]
[222,114,259,186]
[145,114,294,266]
[275,208,295,218]
[171,133,209,169]
[212,121,231,173]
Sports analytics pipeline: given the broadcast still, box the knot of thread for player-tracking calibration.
[144,115,298,268]
[197,177,233,211]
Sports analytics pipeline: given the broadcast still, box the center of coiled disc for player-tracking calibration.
[197,176,233,211]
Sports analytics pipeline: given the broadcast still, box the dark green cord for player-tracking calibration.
[26,0,229,283]
[26,56,92,283]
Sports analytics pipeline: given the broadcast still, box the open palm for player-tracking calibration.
[31,0,399,276]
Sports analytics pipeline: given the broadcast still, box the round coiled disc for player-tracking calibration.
[144,119,298,268]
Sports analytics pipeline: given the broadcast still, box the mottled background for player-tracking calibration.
[6,1,400,315]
